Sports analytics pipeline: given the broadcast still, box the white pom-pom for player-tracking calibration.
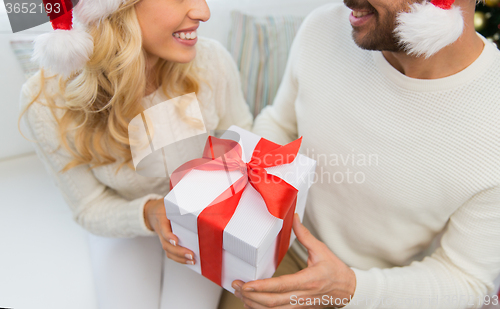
[32,28,93,78]
[395,2,464,58]
[74,0,126,25]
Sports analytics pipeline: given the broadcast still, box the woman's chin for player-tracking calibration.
[162,49,197,64]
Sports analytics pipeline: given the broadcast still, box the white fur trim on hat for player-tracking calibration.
[33,0,127,77]
[74,0,127,25]
[395,2,464,58]
[32,28,93,78]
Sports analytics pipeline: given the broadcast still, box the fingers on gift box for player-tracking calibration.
[164,126,316,293]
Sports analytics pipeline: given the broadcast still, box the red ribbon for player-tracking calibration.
[170,136,302,286]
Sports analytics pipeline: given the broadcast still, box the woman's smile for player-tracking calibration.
[172,25,199,47]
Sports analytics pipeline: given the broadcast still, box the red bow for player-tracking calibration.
[170,136,302,286]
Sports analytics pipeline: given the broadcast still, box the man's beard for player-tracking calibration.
[343,0,412,52]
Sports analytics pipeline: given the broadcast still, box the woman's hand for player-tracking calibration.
[144,199,196,265]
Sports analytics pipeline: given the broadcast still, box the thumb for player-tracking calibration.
[292,213,322,253]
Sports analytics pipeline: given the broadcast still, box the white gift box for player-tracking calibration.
[164,126,316,293]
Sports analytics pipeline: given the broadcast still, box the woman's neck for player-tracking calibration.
[145,77,159,96]
[145,54,160,96]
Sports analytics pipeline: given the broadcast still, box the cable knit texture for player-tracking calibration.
[253,4,500,309]
[20,37,253,238]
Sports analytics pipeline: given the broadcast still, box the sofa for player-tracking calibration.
[0,1,337,308]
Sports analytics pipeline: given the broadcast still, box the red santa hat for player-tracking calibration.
[32,0,126,78]
[395,0,465,58]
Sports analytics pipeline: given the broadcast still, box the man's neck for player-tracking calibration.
[382,8,485,80]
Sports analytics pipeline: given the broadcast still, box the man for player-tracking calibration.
[219,0,500,308]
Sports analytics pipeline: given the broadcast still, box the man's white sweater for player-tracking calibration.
[253,4,500,309]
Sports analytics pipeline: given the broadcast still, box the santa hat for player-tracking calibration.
[395,0,464,58]
[32,0,126,78]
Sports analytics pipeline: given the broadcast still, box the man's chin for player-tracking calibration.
[351,32,375,50]
[351,31,402,52]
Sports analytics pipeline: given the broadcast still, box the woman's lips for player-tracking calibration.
[348,10,374,27]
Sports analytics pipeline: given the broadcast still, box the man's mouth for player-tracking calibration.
[352,10,373,18]
[348,8,375,27]
[173,31,198,41]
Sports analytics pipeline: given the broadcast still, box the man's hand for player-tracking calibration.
[232,214,356,308]
[144,199,195,265]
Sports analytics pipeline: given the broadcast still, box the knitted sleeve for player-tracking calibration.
[20,81,162,238]
[344,186,500,309]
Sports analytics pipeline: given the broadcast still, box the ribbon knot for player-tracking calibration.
[240,163,248,175]
[170,135,303,286]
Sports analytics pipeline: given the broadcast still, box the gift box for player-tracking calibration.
[164,125,316,293]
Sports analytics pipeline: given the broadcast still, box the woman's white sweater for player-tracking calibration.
[19,37,253,238]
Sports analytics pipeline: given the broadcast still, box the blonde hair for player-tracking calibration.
[20,0,202,172]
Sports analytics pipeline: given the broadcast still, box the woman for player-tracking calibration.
[19,0,253,308]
